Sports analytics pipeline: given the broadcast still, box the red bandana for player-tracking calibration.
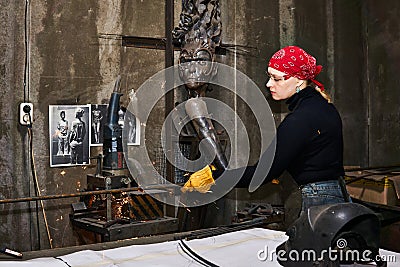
[268,46,324,91]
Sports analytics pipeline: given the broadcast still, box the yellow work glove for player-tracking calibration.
[181,165,216,193]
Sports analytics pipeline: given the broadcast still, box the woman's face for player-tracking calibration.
[266,67,302,101]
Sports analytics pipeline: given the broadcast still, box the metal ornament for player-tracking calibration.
[173,0,222,53]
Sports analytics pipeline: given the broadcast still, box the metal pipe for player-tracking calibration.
[165,0,175,184]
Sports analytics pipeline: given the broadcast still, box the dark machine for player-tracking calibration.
[70,77,178,242]
[102,76,126,171]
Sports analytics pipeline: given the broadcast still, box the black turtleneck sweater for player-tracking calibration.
[233,86,345,187]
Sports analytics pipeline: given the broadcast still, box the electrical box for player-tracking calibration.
[19,103,33,125]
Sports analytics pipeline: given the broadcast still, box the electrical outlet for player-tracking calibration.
[19,103,33,125]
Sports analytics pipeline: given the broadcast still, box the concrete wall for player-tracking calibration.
[0,0,175,251]
[365,0,400,166]
[0,0,33,251]
[1,0,400,251]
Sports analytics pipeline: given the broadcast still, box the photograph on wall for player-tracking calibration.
[125,109,141,145]
[90,104,108,146]
[49,105,91,167]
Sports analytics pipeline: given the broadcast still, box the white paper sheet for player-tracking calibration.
[0,228,398,267]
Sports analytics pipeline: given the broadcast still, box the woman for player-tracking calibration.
[243,45,349,212]
[183,45,350,212]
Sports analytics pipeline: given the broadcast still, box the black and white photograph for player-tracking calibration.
[90,104,107,146]
[125,109,140,145]
[49,105,91,167]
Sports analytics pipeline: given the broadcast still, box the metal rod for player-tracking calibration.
[345,164,400,185]
[121,35,226,55]
[122,36,166,49]
[345,164,400,172]
[0,186,176,204]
